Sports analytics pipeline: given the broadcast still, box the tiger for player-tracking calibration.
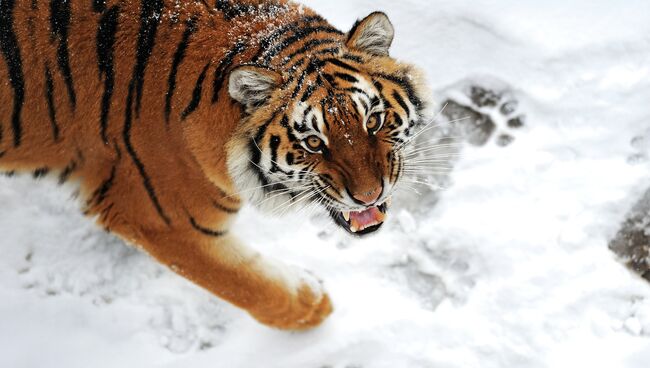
[0,0,430,330]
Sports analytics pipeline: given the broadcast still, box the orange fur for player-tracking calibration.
[0,0,429,329]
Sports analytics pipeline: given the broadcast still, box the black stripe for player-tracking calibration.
[59,159,78,185]
[382,97,393,110]
[374,85,393,110]
[290,59,324,99]
[269,135,292,175]
[89,165,116,205]
[181,62,211,120]
[44,65,60,142]
[285,152,294,166]
[190,217,227,237]
[59,150,84,185]
[214,0,286,21]
[212,40,247,103]
[214,185,240,204]
[166,17,198,123]
[123,87,170,224]
[269,135,280,166]
[97,203,115,225]
[359,97,369,115]
[395,155,404,182]
[322,73,337,88]
[281,119,300,145]
[300,83,316,102]
[387,151,395,180]
[374,73,423,112]
[33,168,49,179]
[123,0,170,225]
[212,199,239,214]
[280,38,341,66]
[248,112,279,189]
[394,152,401,181]
[50,0,77,109]
[250,114,275,167]
[260,26,343,65]
[345,87,370,97]
[325,58,360,73]
[291,73,307,100]
[393,114,404,128]
[252,15,324,62]
[293,121,309,133]
[93,0,106,13]
[0,0,25,147]
[334,72,358,84]
[97,5,120,144]
[392,90,410,117]
[342,54,364,63]
[133,0,164,116]
[303,105,313,120]
[294,105,315,133]
[214,0,246,20]
[284,47,340,85]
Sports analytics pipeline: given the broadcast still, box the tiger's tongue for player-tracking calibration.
[349,207,385,232]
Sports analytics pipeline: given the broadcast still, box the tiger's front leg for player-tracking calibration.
[76,135,332,329]
[112,225,333,330]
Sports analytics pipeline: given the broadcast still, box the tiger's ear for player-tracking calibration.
[228,65,283,111]
[346,12,394,56]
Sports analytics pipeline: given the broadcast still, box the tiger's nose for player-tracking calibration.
[351,185,383,206]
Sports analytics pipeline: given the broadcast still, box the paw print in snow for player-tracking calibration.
[440,82,527,147]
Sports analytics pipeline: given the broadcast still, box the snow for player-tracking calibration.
[3,0,650,367]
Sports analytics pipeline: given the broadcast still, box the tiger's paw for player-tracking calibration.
[250,271,333,331]
[440,79,526,147]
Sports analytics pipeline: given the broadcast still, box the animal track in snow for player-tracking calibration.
[440,79,527,147]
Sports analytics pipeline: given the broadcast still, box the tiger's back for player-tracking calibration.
[0,0,311,226]
[0,0,308,141]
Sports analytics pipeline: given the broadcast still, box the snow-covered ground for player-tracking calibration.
[2,1,650,367]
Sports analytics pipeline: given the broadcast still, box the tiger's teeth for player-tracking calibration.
[342,211,350,222]
[386,197,392,207]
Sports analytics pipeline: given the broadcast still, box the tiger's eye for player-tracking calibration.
[366,113,383,133]
[305,135,323,151]
[367,115,379,130]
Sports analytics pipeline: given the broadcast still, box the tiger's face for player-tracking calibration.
[227,12,430,236]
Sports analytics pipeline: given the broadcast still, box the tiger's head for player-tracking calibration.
[227,12,430,236]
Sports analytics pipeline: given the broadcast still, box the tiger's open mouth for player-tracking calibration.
[329,198,391,236]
